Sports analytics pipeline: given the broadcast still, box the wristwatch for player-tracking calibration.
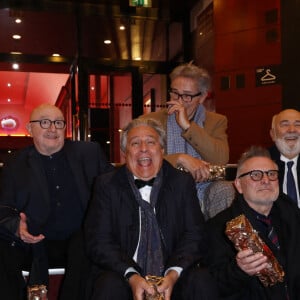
[125,271,139,281]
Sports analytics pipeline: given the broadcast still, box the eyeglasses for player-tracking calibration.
[238,170,279,181]
[168,89,202,103]
[30,119,66,129]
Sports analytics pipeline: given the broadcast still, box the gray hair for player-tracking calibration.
[120,118,166,152]
[236,146,273,177]
[169,62,211,94]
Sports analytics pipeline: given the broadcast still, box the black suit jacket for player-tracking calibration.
[85,160,207,277]
[206,194,300,300]
[269,145,300,199]
[0,140,113,236]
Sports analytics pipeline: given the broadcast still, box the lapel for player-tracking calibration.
[64,141,87,207]
[117,165,140,212]
[296,156,300,197]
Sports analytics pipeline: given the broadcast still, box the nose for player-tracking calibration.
[260,172,270,183]
[287,124,296,132]
[48,122,57,131]
[139,141,148,152]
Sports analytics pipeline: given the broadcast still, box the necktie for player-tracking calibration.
[287,161,298,204]
[134,178,155,189]
[257,215,280,250]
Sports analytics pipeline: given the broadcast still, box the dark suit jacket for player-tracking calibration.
[85,160,207,277]
[269,145,300,199]
[206,194,300,300]
[0,140,113,236]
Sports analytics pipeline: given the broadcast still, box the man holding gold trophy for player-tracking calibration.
[85,118,219,300]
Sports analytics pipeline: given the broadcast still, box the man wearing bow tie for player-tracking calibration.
[84,118,218,300]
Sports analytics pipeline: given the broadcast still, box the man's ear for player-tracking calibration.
[26,122,32,135]
[234,178,242,194]
[270,128,276,142]
[198,91,208,104]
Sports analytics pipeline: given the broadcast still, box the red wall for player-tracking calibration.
[213,0,281,163]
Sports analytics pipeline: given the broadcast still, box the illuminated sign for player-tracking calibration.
[129,0,152,7]
[0,116,18,130]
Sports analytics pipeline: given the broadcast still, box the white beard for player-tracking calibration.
[274,134,300,158]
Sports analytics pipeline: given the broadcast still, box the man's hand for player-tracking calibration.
[157,270,179,300]
[18,212,45,244]
[236,249,269,276]
[167,100,190,131]
[177,154,210,182]
[128,274,156,300]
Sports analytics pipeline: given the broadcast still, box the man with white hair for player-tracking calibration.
[269,108,300,206]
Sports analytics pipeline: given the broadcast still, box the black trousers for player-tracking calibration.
[89,265,220,300]
[0,229,90,300]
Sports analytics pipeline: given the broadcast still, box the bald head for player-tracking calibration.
[30,103,64,121]
[27,104,66,156]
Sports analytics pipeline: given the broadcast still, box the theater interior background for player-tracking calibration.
[0,0,299,164]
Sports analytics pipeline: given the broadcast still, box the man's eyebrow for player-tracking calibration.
[279,119,299,124]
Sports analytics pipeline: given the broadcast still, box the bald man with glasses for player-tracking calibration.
[0,103,113,299]
[206,146,300,300]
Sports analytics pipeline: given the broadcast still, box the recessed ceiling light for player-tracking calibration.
[119,25,125,30]
[12,63,19,70]
[15,19,22,24]
[12,34,21,40]
[104,40,111,44]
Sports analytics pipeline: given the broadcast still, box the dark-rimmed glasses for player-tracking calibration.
[238,170,279,181]
[168,89,202,103]
[30,119,66,129]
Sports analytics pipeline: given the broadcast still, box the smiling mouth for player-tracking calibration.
[284,134,299,141]
[138,157,151,166]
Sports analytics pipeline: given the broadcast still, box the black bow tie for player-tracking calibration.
[134,178,155,189]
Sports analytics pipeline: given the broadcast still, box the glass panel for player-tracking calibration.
[143,74,167,114]
[88,73,132,163]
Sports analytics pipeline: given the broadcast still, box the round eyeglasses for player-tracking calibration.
[30,119,66,129]
[168,89,202,103]
[238,170,279,181]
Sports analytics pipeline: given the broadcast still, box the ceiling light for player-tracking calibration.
[15,19,22,24]
[12,34,21,40]
[52,53,60,57]
[104,40,111,44]
[12,63,19,70]
[10,51,22,55]
[119,25,126,30]
[7,99,11,102]
[7,83,11,87]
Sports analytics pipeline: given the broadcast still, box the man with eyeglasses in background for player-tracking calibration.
[269,109,300,207]
[140,62,229,207]
[206,146,300,299]
[0,103,113,299]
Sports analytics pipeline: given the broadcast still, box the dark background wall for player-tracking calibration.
[211,0,282,163]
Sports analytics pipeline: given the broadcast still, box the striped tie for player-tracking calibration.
[257,215,280,250]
